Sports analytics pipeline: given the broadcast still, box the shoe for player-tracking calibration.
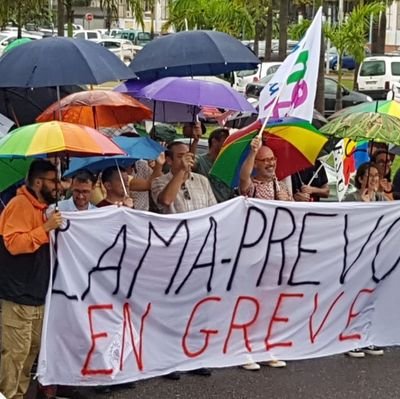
[346,348,365,358]
[188,367,212,376]
[363,345,384,356]
[241,362,261,371]
[56,387,89,399]
[163,371,181,380]
[94,386,112,394]
[265,360,287,368]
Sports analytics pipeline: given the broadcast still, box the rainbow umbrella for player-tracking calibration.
[210,118,328,188]
[0,121,125,158]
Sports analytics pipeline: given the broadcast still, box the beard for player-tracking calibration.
[40,185,57,204]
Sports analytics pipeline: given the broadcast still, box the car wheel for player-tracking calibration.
[331,62,337,71]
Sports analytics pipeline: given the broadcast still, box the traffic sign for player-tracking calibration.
[85,13,93,22]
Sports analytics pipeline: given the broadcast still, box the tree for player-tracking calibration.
[163,0,254,38]
[100,0,145,33]
[278,0,289,59]
[325,2,384,111]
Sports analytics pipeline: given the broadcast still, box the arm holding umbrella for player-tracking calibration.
[239,136,261,195]
[129,152,165,192]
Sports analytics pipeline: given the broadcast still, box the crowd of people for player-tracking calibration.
[0,123,397,399]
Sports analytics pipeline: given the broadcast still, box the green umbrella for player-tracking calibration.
[3,38,33,53]
[329,100,400,120]
[320,112,400,145]
[0,158,33,192]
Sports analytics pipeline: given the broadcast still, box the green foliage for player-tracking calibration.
[288,19,311,40]
[163,0,255,38]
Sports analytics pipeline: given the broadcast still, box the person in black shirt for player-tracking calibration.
[291,161,329,202]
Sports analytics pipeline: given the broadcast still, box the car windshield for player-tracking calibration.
[237,68,258,77]
[137,32,151,42]
[391,62,400,76]
[360,61,385,76]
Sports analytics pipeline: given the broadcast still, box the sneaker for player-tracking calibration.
[188,368,212,376]
[346,348,365,358]
[363,346,384,356]
[265,360,287,368]
[241,362,261,371]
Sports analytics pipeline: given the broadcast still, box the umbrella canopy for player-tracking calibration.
[0,37,136,88]
[137,77,256,113]
[329,99,400,120]
[64,136,164,176]
[320,112,400,145]
[210,118,328,187]
[130,30,260,80]
[36,90,152,127]
[3,38,33,53]
[0,158,33,192]
[114,79,200,123]
[0,86,84,127]
[0,121,125,158]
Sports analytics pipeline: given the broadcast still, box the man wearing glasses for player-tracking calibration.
[151,141,216,214]
[151,141,216,379]
[0,159,62,399]
[51,170,97,212]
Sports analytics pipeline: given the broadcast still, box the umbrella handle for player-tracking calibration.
[115,159,129,197]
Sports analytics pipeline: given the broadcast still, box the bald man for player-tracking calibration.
[239,136,292,200]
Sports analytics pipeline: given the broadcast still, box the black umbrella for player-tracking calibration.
[0,37,136,88]
[130,30,260,81]
[0,86,84,127]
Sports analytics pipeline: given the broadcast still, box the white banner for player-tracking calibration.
[259,8,322,122]
[39,197,400,386]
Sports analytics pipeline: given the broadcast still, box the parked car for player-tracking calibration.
[115,30,152,46]
[94,38,135,64]
[356,55,400,99]
[244,39,298,60]
[73,30,102,41]
[326,47,370,71]
[233,62,282,93]
[245,75,372,117]
[0,31,41,55]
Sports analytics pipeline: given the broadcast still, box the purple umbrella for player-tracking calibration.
[114,79,200,123]
[137,77,256,113]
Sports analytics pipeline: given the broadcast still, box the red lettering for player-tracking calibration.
[339,288,375,341]
[265,293,304,351]
[182,296,221,358]
[81,304,114,376]
[223,296,260,354]
[309,291,344,344]
[120,302,152,371]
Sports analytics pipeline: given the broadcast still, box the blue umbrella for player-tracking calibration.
[129,30,259,81]
[0,37,136,88]
[64,136,164,176]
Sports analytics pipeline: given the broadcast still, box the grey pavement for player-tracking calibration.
[30,348,400,399]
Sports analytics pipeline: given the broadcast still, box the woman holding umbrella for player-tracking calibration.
[371,150,394,201]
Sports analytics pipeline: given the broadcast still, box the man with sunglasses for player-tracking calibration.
[0,160,63,399]
[151,141,216,379]
[151,141,216,214]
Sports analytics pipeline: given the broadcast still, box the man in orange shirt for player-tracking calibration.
[0,159,62,399]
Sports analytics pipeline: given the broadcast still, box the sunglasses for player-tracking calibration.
[181,183,191,200]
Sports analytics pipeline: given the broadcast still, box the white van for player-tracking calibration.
[73,30,102,41]
[233,62,282,93]
[357,56,400,99]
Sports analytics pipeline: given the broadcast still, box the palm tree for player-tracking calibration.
[325,2,384,111]
[278,0,289,59]
[163,0,253,37]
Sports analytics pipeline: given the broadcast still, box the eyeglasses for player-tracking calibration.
[39,177,59,184]
[255,157,276,163]
[181,183,191,200]
[72,189,91,197]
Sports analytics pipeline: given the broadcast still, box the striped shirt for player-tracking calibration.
[151,172,217,214]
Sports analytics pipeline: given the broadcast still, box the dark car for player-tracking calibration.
[245,76,372,117]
